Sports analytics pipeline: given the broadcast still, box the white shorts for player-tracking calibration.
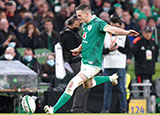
[80,63,101,79]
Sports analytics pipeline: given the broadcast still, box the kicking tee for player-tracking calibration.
[81,15,107,67]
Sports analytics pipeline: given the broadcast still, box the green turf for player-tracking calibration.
[0,113,160,115]
[127,61,160,81]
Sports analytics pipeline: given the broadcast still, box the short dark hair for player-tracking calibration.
[75,4,91,11]
[47,53,55,59]
[110,14,122,25]
[44,18,53,24]
[66,14,77,25]
[25,48,33,51]
[123,9,133,17]
[147,16,156,23]
[68,2,76,7]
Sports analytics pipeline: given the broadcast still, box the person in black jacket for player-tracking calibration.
[40,19,60,52]
[0,47,20,60]
[60,15,89,113]
[60,15,82,64]
[129,26,158,83]
[0,18,15,56]
[18,22,43,50]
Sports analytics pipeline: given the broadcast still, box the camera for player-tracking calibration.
[113,43,117,47]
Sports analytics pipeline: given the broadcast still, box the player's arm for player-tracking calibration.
[104,25,139,36]
[70,44,82,56]
[75,44,82,52]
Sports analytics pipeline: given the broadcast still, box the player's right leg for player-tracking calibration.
[44,72,87,114]
[82,73,118,89]
[80,63,118,89]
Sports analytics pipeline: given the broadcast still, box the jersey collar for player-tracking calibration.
[86,15,96,25]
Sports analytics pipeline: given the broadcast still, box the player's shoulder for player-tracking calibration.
[133,37,141,44]
[93,15,108,27]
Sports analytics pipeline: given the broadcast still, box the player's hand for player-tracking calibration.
[70,48,80,56]
[128,30,139,36]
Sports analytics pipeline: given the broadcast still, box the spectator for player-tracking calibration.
[91,0,103,12]
[99,11,110,23]
[122,9,139,32]
[141,6,152,18]
[19,0,32,12]
[41,53,56,88]
[0,47,19,60]
[133,0,150,20]
[40,19,60,52]
[147,16,160,48]
[113,3,123,18]
[0,10,7,20]
[17,7,27,26]
[0,19,15,55]
[0,0,5,10]
[101,14,130,113]
[111,0,132,12]
[34,0,46,8]
[21,48,41,74]
[94,0,111,17]
[151,0,160,21]
[33,2,49,29]
[134,5,152,22]
[55,4,70,32]
[18,22,43,49]
[32,0,47,13]
[138,16,147,31]
[128,26,158,83]
[5,0,21,28]
[23,11,34,24]
[68,2,76,16]
[35,10,58,31]
[122,9,140,45]
[18,10,35,27]
[42,11,59,32]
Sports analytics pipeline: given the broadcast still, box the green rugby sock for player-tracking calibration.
[53,92,71,113]
[94,76,111,86]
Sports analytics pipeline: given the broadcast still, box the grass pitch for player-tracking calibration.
[0,113,160,115]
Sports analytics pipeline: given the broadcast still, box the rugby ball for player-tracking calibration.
[22,95,36,114]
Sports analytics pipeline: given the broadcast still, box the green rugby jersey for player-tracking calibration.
[81,15,107,67]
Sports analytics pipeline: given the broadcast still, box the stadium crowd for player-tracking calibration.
[0,0,160,113]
